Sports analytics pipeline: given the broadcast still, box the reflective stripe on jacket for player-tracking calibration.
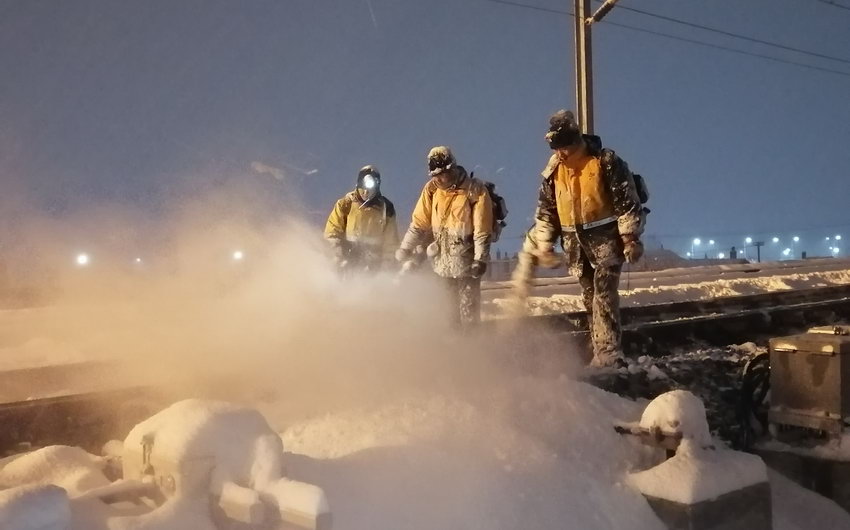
[552,143,616,229]
[533,135,643,274]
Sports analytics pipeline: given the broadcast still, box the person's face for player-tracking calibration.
[435,168,457,188]
[556,138,583,160]
[357,174,379,201]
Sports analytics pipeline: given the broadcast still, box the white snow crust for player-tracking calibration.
[639,390,712,447]
[0,446,109,495]
[628,445,768,504]
[0,484,70,530]
[124,399,284,492]
[507,268,850,316]
[630,391,768,504]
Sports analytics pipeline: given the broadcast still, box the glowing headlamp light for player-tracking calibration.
[362,174,377,190]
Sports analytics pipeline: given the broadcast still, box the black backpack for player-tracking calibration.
[632,173,651,215]
[469,172,508,243]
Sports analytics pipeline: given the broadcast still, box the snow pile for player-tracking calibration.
[0,446,110,495]
[0,484,70,530]
[628,447,768,504]
[124,399,329,525]
[638,390,712,448]
[513,268,850,316]
[124,399,285,493]
[629,391,768,504]
[279,377,667,530]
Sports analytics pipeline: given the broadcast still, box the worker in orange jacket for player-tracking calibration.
[397,146,494,326]
[520,110,645,366]
[324,165,399,272]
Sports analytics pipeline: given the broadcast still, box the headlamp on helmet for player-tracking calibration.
[356,165,381,202]
[361,174,377,190]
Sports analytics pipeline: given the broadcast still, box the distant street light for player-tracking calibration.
[691,238,701,258]
[743,237,753,259]
[836,235,842,241]
[772,237,779,243]
[232,250,245,261]
[793,236,800,242]
[834,247,841,255]
[709,240,715,246]
[718,252,726,259]
[75,253,90,267]
[783,248,792,257]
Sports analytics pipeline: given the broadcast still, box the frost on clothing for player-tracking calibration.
[444,276,481,326]
[534,135,644,271]
[531,135,643,363]
[399,167,493,279]
[324,191,399,271]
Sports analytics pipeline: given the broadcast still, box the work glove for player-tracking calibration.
[622,236,644,264]
[395,248,411,263]
[470,260,487,279]
[533,248,564,269]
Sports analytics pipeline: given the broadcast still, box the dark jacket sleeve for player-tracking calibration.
[533,174,561,249]
[601,150,643,237]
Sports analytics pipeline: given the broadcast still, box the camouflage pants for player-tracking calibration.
[444,277,481,328]
[568,225,625,365]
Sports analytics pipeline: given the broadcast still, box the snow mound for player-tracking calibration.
[124,399,284,492]
[0,446,109,496]
[639,390,712,448]
[628,447,767,504]
[281,378,666,530]
[0,484,70,530]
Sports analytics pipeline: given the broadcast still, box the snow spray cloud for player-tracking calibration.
[1,179,670,530]
[0,174,581,404]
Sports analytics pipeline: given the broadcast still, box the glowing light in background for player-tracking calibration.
[75,253,90,267]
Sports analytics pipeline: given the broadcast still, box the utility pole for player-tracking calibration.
[574,0,593,134]
[575,0,622,135]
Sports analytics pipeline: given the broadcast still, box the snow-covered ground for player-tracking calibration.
[1,221,849,528]
[490,263,850,317]
[2,378,849,529]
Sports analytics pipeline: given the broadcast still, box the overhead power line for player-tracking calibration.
[815,0,850,12]
[601,1,850,66]
[484,0,850,79]
[603,19,850,78]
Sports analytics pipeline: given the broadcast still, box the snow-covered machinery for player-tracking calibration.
[768,325,850,436]
[115,399,331,529]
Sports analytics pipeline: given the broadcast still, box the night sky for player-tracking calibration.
[2,0,849,256]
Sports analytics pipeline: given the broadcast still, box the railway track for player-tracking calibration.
[488,284,850,356]
[2,284,850,453]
